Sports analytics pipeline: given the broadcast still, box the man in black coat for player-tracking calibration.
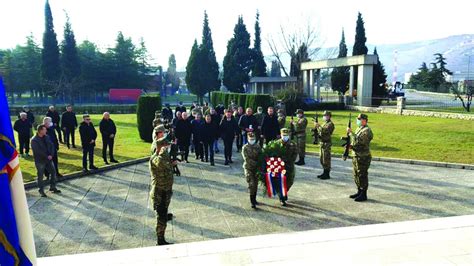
[13,112,32,157]
[46,105,62,143]
[161,103,174,121]
[209,108,221,153]
[261,106,280,144]
[175,112,192,162]
[99,112,118,164]
[61,105,78,149]
[43,117,62,177]
[79,114,98,172]
[191,113,205,161]
[175,101,186,114]
[202,114,219,166]
[220,110,239,165]
[238,107,258,145]
[19,105,35,128]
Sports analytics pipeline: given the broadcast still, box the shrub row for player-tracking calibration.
[9,104,137,116]
[210,92,274,111]
[136,95,162,143]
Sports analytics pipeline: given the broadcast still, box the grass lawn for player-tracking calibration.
[293,111,474,165]
[410,106,471,114]
[11,111,474,183]
[11,114,150,183]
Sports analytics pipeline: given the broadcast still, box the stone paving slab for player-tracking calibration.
[26,149,474,257]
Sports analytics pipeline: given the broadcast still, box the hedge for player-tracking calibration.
[137,95,162,143]
[210,92,273,111]
[303,102,345,111]
[9,104,137,116]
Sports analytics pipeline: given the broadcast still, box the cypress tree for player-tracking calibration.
[251,11,267,77]
[186,40,204,102]
[352,12,368,56]
[223,16,252,93]
[331,29,350,95]
[41,0,61,97]
[61,14,81,82]
[199,11,220,99]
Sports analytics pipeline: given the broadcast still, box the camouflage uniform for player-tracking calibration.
[350,121,373,192]
[149,137,174,244]
[276,134,298,190]
[151,125,166,155]
[317,116,335,170]
[277,112,286,129]
[242,132,261,208]
[294,110,308,164]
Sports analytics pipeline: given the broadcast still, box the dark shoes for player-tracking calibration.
[250,194,257,209]
[90,166,99,170]
[349,189,362,199]
[49,188,62,194]
[104,160,110,165]
[318,169,331,180]
[157,236,173,246]
[39,190,47,197]
[354,190,368,202]
[210,162,215,166]
[280,200,287,207]
[224,160,229,165]
[82,168,89,173]
[295,159,305,165]
[167,213,173,221]
[110,159,119,163]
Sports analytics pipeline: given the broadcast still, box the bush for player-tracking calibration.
[9,104,137,116]
[275,88,305,114]
[137,95,162,142]
[210,92,273,111]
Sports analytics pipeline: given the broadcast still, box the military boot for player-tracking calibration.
[317,171,325,179]
[250,195,256,209]
[157,236,173,246]
[320,169,331,180]
[295,158,305,165]
[349,189,362,199]
[354,190,367,202]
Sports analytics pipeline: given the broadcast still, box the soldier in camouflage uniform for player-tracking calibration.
[151,125,166,155]
[347,113,373,202]
[293,109,308,165]
[275,128,298,206]
[149,132,177,245]
[277,109,286,129]
[241,132,262,209]
[315,110,335,179]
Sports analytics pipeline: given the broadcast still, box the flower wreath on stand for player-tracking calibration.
[257,140,295,198]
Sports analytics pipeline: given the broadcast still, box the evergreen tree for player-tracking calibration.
[199,11,220,99]
[110,32,139,88]
[223,16,253,93]
[136,38,154,89]
[186,40,204,102]
[352,12,368,56]
[434,53,453,75]
[372,47,387,105]
[270,60,281,77]
[165,54,180,93]
[61,13,81,100]
[331,29,350,95]
[251,11,267,77]
[41,0,61,97]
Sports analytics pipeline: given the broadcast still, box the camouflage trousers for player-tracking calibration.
[352,155,372,190]
[244,170,258,195]
[296,135,306,159]
[154,189,173,238]
[320,142,332,170]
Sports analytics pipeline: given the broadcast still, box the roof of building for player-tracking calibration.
[248,77,298,83]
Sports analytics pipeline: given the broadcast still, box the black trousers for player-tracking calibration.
[45,151,60,177]
[193,139,203,159]
[236,132,243,151]
[64,127,75,147]
[102,137,115,161]
[178,141,189,161]
[55,126,62,142]
[82,146,95,169]
[203,141,214,163]
[223,138,234,161]
[18,134,30,154]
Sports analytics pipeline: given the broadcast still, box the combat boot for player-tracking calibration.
[295,158,305,165]
[354,190,367,202]
[349,189,362,199]
[157,236,173,246]
[317,171,325,179]
[320,169,331,180]
[250,195,256,209]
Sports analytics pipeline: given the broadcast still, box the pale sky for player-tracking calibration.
[0,0,472,70]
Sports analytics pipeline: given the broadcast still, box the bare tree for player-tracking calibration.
[266,17,326,77]
[451,82,473,112]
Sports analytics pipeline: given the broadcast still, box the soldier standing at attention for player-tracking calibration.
[276,128,298,206]
[241,132,262,209]
[347,113,373,202]
[293,109,308,166]
[277,109,286,129]
[149,129,177,245]
[315,111,335,179]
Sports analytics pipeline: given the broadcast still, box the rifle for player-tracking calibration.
[290,115,296,140]
[162,118,184,176]
[311,113,320,145]
[341,113,352,161]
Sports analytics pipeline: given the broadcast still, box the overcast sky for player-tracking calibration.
[1,0,472,70]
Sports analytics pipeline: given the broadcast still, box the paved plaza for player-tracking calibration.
[26,151,474,258]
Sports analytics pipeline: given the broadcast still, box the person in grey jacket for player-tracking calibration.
[31,125,61,197]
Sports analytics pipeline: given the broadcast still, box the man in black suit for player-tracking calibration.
[99,112,118,164]
[79,114,98,172]
[61,105,78,149]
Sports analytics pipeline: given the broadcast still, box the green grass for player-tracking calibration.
[11,114,150,183]
[295,111,474,165]
[12,111,474,183]
[410,106,471,114]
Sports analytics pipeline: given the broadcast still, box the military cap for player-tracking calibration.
[357,113,368,120]
[295,109,304,114]
[247,132,256,139]
[156,136,171,146]
[323,110,332,116]
[154,125,166,133]
[280,128,290,136]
